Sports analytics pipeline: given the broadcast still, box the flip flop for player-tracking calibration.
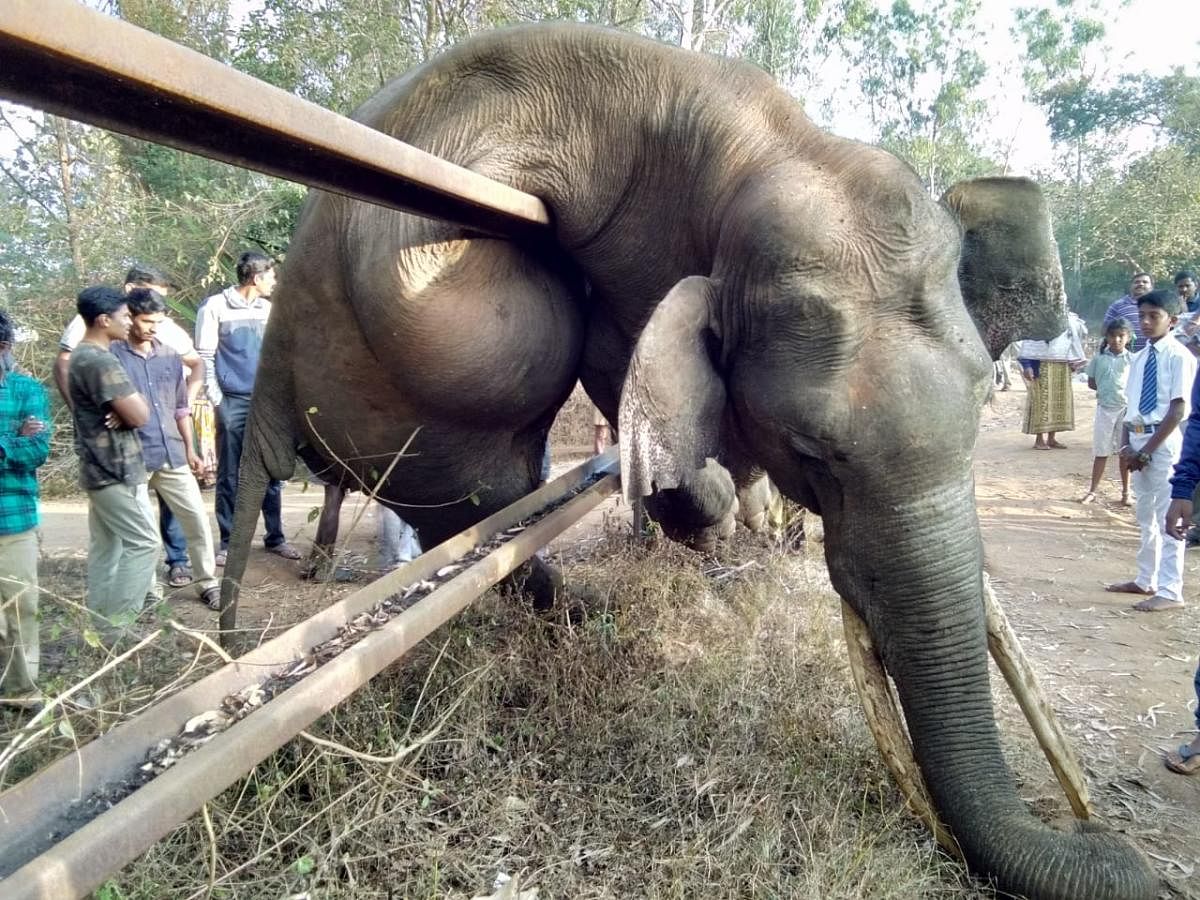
[1132,595,1186,612]
[199,586,222,611]
[1080,491,1096,504]
[1165,744,1200,775]
[167,564,193,588]
[1105,581,1153,595]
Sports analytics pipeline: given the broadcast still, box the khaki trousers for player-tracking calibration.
[149,465,217,594]
[87,482,160,629]
[0,529,39,694]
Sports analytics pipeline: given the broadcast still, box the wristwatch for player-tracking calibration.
[1137,451,1152,465]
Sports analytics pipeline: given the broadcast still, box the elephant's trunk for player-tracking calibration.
[826,477,1155,900]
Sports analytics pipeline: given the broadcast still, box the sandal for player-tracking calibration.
[167,564,193,588]
[1079,491,1096,504]
[200,586,222,611]
[1165,743,1200,775]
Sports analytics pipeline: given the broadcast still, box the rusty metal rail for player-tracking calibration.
[0,450,618,899]
[0,0,550,237]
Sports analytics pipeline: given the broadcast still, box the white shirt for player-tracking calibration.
[59,314,196,357]
[1123,333,1196,425]
[1014,312,1087,362]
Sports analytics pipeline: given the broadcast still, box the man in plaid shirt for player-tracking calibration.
[0,310,51,708]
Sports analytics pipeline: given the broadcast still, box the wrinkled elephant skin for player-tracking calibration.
[223,24,1154,900]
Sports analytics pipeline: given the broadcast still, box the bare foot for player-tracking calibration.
[1105,581,1153,595]
[1119,495,1132,507]
[1132,595,1186,612]
[1048,439,1068,449]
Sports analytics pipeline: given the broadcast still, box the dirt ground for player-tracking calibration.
[24,379,1200,896]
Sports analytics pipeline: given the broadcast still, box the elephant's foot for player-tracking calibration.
[502,554,564,612]
[501,554,603,623]
[299,547,334,582]
[299,547,359,583]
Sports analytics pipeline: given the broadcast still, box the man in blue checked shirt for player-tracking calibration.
[0,310,51,709]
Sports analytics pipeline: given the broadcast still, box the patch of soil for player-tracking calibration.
[978,381,1200,895]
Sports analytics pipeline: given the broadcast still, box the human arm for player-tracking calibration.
[0,379,51,471]
[177,412,203,475]
[169,361,202,474]
[182,352,205,404]
[158,318,206,405]
[53,350,73,407]
[193,299,223,406]
[86,351,151,429]
[109,392,151,428]
[1168,373,1200,534]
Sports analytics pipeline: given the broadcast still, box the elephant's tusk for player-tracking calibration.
[840,600,963,860]
[982,573,1092,820]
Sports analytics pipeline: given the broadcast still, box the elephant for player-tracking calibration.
[221,24,1154,900]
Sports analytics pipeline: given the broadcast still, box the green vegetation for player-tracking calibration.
[1,0,1195,343]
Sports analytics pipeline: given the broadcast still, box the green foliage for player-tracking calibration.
[844,0,995,195]
[2,0,1196,379]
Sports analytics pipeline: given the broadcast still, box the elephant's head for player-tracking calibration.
[619,150,1154,900]
[942,176,1068,360]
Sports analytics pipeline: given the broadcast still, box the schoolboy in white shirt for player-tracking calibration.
[1106,290,1197,611]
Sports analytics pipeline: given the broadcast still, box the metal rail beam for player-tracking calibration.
[0,451,618,896]
[0,0,551,238]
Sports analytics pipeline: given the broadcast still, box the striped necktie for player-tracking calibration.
[1139,344,1158,416]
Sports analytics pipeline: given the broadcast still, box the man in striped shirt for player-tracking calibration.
[1103,273,1154,352]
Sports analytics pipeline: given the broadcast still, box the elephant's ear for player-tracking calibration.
[619,275,725,503]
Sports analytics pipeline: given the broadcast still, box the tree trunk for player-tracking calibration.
[52,116,85,281]
[1072,137,1084,305]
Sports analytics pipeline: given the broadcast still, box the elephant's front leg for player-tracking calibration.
[300,483,346,581]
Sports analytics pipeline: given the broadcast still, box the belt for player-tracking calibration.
[1130,422,1160,434]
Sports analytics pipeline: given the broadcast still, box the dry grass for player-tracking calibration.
[84,528,989,899]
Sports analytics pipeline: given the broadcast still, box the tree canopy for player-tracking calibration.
[0,0,1196,332]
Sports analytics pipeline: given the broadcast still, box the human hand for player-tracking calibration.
[1166,499,1194,541]
[1119,445,1143,471]
[104,411,120,430]
[1021,369,1035,383]
[18,416,45,437]
[187,451,205,477]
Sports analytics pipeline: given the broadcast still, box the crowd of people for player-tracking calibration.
[1007,269,1200,776]
[0,253,421,710]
